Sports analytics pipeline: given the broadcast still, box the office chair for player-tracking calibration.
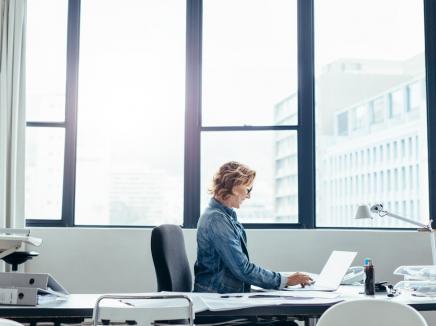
[316,299,428,326]
[151,224,192,292]
[150,225,297,325]
[93,294,194,326]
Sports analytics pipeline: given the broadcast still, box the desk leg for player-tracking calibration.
[304,317,317,326]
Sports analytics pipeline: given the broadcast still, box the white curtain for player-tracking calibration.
[0,0,26,229]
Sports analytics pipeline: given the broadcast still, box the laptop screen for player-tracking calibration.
[316,251,357,288]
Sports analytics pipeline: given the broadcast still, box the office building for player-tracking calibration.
[274,54,428,227]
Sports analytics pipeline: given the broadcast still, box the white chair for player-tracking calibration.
[316,299,428,326]
[0,319,24,326]
[93,294,194,326]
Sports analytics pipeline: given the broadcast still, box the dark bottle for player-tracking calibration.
[364,258,375,295]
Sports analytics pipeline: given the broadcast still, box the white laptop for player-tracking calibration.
[284,250,357,291]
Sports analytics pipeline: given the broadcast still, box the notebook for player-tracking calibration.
[284,250,357,291]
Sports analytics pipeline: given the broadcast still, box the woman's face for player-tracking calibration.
[229,181,253,209]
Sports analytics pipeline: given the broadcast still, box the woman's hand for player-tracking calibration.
[286,272,313,287]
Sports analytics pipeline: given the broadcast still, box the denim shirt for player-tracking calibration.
[193,198,282,293]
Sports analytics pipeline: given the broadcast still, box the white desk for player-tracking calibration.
[0,287,435,325]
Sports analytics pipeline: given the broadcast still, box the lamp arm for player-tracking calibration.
[384,211,432,231]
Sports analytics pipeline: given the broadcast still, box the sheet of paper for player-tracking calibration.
[201,296,343,311]
[117,291,343,313]
[124,292,213,313]
[261,290,340,299]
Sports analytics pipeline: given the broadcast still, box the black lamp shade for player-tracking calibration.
[1,251,39,271]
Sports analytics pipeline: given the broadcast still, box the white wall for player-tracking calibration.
[25,228,436,323]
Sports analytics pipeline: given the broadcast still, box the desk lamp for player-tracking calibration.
[0,229,42,271]
[355,204,436,265]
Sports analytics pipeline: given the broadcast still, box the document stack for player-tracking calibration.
[393,265,436,297]
[0,272,69,305]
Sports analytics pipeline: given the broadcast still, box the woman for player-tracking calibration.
[194,161,312,293]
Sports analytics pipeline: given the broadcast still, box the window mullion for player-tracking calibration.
[297,0,315,229]
[62,0,81,227]
[184,0,202,228]
[424,0,436,228]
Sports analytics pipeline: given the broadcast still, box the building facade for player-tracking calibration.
[274,55,429,227]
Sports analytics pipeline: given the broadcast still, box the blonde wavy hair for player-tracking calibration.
[209,161,256,200]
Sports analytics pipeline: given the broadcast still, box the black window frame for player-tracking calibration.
[26,0,436,230]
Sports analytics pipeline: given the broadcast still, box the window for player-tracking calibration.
[275,95,298,125]
[25,128,65,219]
[202,0,297,127]
[402,167,407,190]
[25,0,435,230]
[25,0,68,220]
[201,0,299,224]
[373,172,377,193]
[380,171,385,193]
[26,0,68,123]
[401,139,406,159]
[367,173,371,193]
[355,176,359,195]
[351,105,366,130]
[74,0,186,226]
[315,0,429,228]
[409,165,414,189]
[394,168,398,192]
[389,89,404,118]
[408,137,413,158]
[370,97,385,124]
[408,81,423,111]
[410,200,415,218]
[201,131,299,223]
[387,143,391,161]
[337,112,349,136]
[402,201,407,217]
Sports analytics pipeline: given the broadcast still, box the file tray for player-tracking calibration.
[394,280,436,297]
[0,286,66,305]
[0,272,68,306]
[394,265,436,281]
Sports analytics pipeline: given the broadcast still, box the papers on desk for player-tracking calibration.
[37,293,68,305]
[120,293,209,313]
[159,291,342,312]
[200,291,341,312]
[115,290,343,313]
[249,291,340,299]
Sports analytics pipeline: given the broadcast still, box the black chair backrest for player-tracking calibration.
[151,224,192,292]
